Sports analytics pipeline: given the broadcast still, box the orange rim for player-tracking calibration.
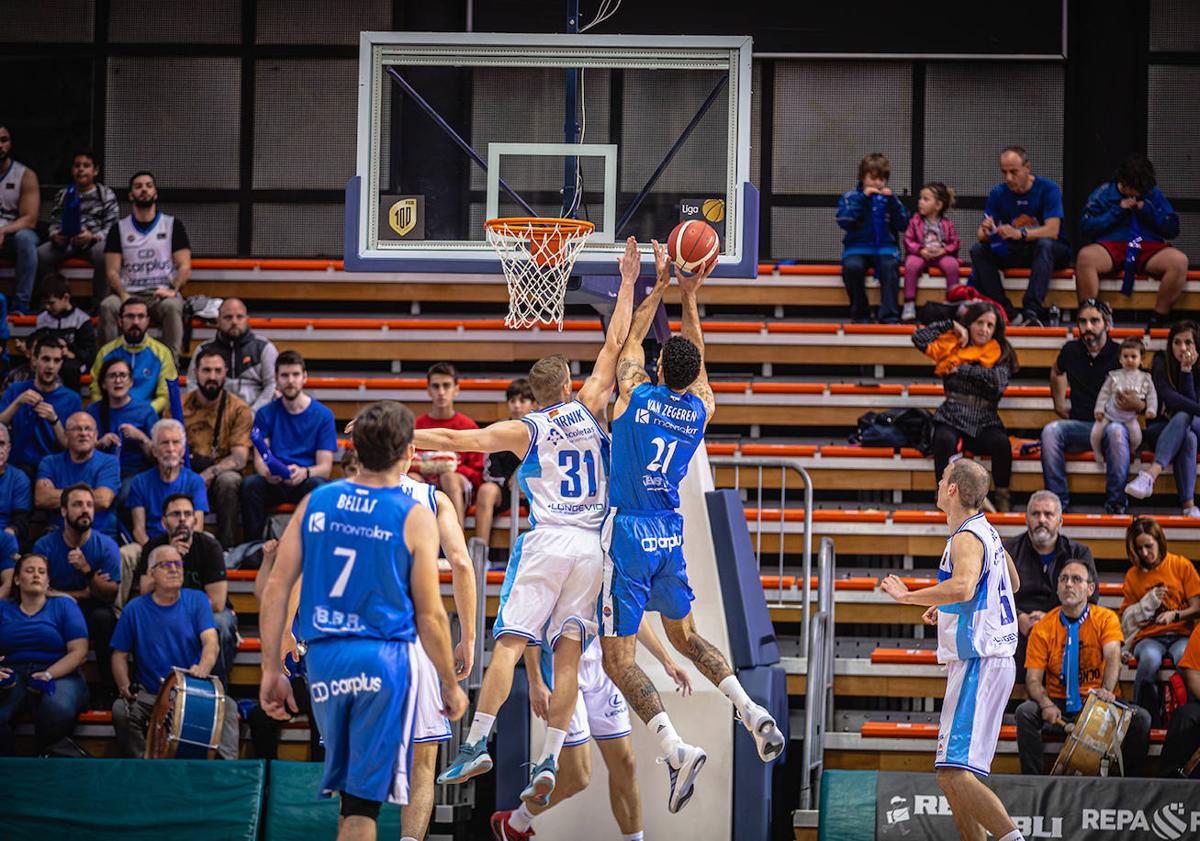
[484,217,595,240]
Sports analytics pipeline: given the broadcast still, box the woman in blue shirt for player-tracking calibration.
[89,356,158,485]
[0,553,89,754]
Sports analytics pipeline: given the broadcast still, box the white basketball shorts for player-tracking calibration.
[410,637,450,743]
[935,655,1016,776]
[493,525,602,646]
[565,641,631,746]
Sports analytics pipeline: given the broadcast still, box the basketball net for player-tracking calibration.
[485,217,595,330]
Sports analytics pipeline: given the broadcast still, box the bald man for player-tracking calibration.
[35,411,121,537]
[186,297,279,411]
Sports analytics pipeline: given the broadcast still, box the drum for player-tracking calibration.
[1050,691,1133,777]
[145,668,227,759]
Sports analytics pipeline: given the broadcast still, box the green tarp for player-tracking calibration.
[0,758,264,840]
[263,760,402,841]
[819,769,876,841]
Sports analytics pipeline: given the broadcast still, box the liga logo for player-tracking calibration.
[701,198,725,223]
[308,511,326,532]
[388,198,418,236]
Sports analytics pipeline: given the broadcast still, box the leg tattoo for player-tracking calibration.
[679,633,733,687]
[616,662,665,724]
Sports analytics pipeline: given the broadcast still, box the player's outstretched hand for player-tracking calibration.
[663,659,694,697]
[673,258,713,296]
[453,639,474,681]
[879,574,911,603]
[443,682,468,722]
[260,670,299,721]
[617,235,640,283]
[921,605,938,626]
[650,238,670,283]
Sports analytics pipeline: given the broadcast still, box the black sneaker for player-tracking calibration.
[1104,502,1127,515]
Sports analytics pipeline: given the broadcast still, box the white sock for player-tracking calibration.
[538,727,567,763]
[718,675,754,717]
[648,711,682,758]
[401,837,418,841]
[509,803,535,832]
[621,834,644,841]
[466,712,496,746]
[999,831,1025,841]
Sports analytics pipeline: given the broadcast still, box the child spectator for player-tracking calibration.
[340,447,360,479]
[902,181,961,322]
[473,378,535,553]
[35,148,119,306]
[29,274,95,392]
[1092,336,1156,464]
[837,153,909,324]
[412,362,484,525]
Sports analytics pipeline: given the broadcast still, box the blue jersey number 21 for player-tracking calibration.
[559,449,597,498]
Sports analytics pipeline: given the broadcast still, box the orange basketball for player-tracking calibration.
[667,220,719,274]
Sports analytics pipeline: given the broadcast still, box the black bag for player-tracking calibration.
[850,407,935,454]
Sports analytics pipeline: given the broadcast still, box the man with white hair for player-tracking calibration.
[119,418,208,603]
[1003,489,1097,677]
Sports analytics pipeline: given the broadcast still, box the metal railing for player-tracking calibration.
[709,455,814,649]
[800,536,836,810]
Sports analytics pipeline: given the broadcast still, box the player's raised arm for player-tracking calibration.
[577,236,639,418]
[434,488,477,678]
[879,532,983,607]
[413,418,531,458]
[259,495,309,719]
[613,241,671,416]
[407,503,467,718]
[676,262,716,426]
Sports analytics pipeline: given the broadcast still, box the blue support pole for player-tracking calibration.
[562,0,581,218]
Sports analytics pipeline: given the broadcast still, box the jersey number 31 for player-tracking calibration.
[559,449,598,498]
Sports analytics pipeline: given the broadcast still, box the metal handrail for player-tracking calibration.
[709,455,814,650]
[799,536,836,810]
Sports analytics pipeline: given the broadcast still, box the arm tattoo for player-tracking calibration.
[617,358,649,393]
[689,379,716,420]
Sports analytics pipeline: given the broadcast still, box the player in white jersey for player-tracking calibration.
[427,238,641,806]
[391,471,476,841]
[491,617,691,841]
[881,459,1028,841]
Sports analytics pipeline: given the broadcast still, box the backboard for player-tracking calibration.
[345,32,757,277]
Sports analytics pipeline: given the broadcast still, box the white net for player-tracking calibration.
[485,218,594,330]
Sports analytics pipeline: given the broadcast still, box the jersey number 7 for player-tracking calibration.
[329,547,357,598]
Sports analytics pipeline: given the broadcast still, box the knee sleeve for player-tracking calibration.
[340,792,382,820]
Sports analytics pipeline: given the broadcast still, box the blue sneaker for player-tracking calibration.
[437,738,493,785]
[519,756,557,807]
[663,743,706,813]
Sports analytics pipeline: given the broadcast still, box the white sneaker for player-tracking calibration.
[738,703,785,762]
[1125,470,1155,499]
[901,301,916,322]
[1183,506,1200,518]
[662,743,707,813]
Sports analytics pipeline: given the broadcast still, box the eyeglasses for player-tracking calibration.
[1058,574,1090,585]
[65,425,93,433]
[105,372,130,381]
[152,560,184,571]
[163,510,193,520]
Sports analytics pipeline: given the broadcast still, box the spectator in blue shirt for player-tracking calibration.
[35,412,120,537]
[89,355,157,484]
[0,335,80,476]
[0,530,19,599]
[1075,154,1190,334]
[242,350,336,540]
[110,543,236,759]
[0,424,31,545]
[0,554,89,755]
[836,152,909,324]
[32,485,120,698]
[968,146,1073,326]
[122,419,208,594]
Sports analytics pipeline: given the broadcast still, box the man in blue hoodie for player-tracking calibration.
[1075,154,1188,334]
[837,153,909,324]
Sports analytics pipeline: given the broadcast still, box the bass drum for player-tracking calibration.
[145,668,227,760]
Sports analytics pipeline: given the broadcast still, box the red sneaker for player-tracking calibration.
[490,810,535,840]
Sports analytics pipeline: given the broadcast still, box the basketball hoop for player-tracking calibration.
[485,217,595,330]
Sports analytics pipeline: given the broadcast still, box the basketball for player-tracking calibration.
[667,220,720,274]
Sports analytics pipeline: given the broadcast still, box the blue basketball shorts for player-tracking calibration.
[599,509,694,637]
[305,637,416,804]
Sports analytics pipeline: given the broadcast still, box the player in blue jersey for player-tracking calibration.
[881,458,1027,841]
[599,242,784,814]
[259,401,466,841]
[426,237,640,806]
